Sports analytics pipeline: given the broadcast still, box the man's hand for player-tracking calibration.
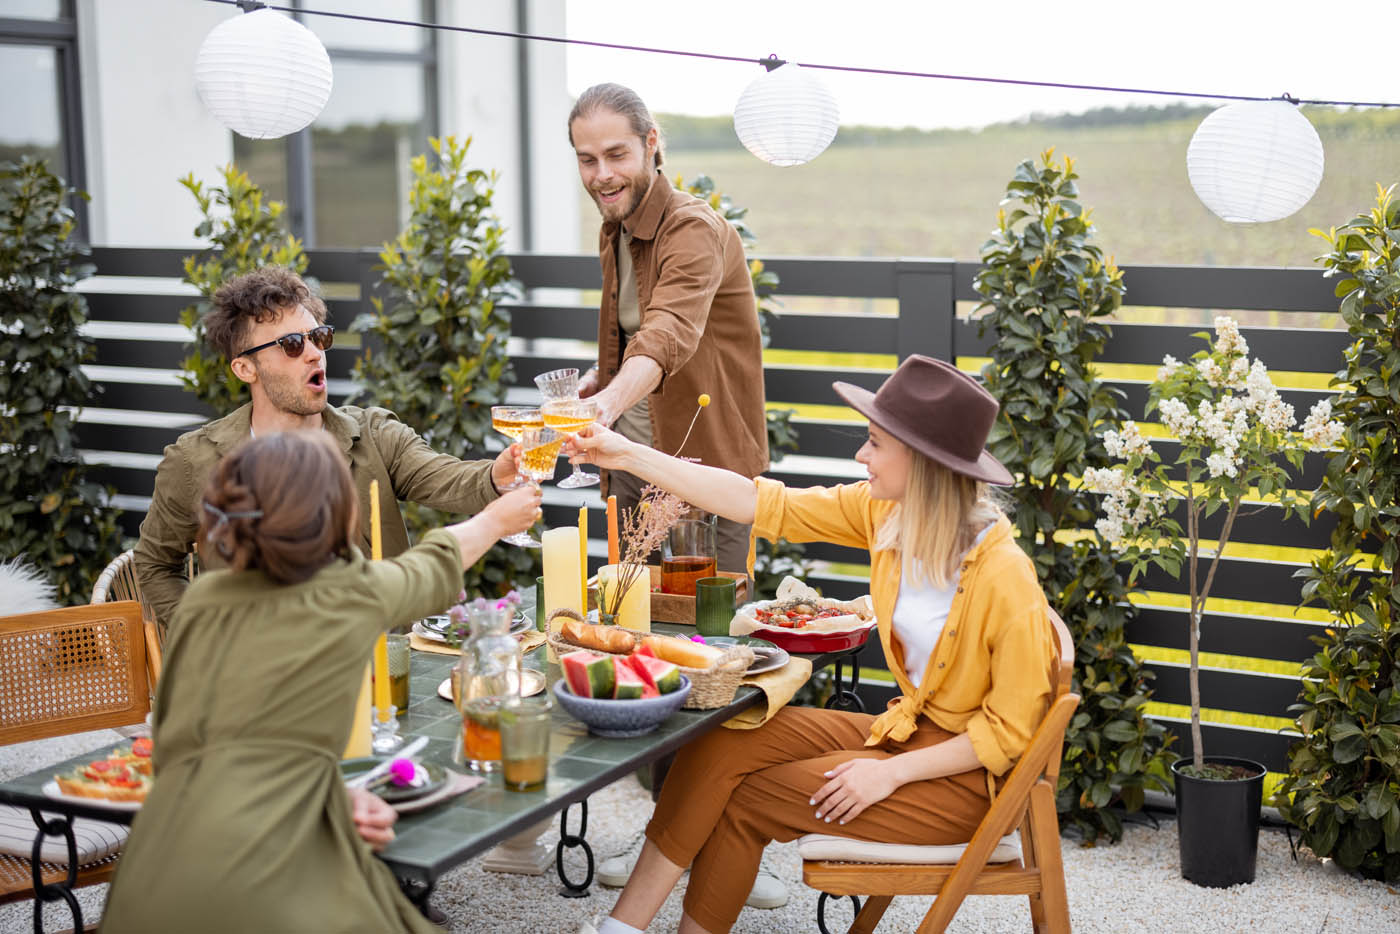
[491,444,521,493]
[578,367,600,399]
[348,786,397,851]
[810,757,902,826]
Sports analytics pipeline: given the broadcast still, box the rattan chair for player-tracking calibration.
[91,548,163,685]
[0,601,151,909]
[802,609,1080,934]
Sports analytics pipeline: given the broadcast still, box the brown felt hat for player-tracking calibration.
[833,355,1013,486]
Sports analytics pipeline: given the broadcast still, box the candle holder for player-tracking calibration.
[371,706,404,753]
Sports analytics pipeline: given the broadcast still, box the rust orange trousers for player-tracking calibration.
[645,705,992,932]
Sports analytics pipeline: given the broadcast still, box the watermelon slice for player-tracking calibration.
[561,650,615,698]
[612,656,645,699]
[632,654,682,695]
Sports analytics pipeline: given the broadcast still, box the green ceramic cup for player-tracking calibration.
[694,576,737,638]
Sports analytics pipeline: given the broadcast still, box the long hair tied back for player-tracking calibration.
[198,432,357,585]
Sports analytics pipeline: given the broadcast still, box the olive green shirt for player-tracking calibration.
[134,402,498,630]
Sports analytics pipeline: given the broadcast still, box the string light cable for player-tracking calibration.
[213,0,1398,110]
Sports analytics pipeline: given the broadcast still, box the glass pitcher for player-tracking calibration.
[453,603,521,771]
[661,510,718,596]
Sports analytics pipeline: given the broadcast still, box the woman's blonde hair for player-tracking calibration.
[873,447,1004,588]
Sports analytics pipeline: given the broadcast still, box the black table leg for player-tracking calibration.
[398,876,438,919]
[824,646,865,712]
[555,799,594,897]
[27,807,84,934]
[816,892,862,934]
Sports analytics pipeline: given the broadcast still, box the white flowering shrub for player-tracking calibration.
[1085,315,1343,772]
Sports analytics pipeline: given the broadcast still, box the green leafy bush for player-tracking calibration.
[179,165,308,414]
[673,174,809,594]
[1277,184,1400,882]
[0,158,123,602]
[351,136,535,595]
[974,150,1171,841]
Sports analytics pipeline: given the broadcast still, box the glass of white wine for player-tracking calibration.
[540,399,599,489]
[489,406,545,547]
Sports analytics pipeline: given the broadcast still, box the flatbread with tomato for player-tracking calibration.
[730,576,875,637]
[53,739,155,803]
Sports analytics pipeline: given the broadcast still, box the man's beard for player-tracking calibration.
[594,167,651,223]
[256,364,326,417]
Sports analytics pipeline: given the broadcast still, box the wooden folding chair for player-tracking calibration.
[802,609,1080,934]
[90,548,163,686]
[0,601,152,910]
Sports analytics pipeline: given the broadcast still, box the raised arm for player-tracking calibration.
[567,423,756,524]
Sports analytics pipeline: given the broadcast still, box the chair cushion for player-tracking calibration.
[0,805,127,866]
[798,831,1021,865]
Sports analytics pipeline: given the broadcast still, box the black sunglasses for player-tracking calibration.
[237,325,335,359]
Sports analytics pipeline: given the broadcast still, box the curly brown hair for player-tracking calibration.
[206,267,328,361]
[198,432,356,585]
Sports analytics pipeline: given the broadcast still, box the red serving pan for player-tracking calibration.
[752,624,876,655]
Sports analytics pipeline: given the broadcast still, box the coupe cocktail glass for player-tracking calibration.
[490,405,545,547]
[540,399,599,489]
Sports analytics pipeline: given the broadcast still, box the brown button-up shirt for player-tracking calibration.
[134,402,498,629]
[596,170,768,486]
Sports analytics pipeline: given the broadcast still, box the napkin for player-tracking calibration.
[389,769,484,814]
[722,656,814,730]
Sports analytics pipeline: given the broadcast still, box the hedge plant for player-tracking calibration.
[0,158,123,602]
[975,151,1172,841]
[1277,183,1400,882]
[351,136,537,595]
[674,173,810,596]
[179,164,308,414]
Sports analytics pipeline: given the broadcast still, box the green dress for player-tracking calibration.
[101,530,461,934]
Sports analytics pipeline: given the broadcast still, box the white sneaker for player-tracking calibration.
[745,871,789,909]
[577,922,600,934]
[597,854,637,888]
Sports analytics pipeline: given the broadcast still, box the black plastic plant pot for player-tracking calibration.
[1172,756,1266,888]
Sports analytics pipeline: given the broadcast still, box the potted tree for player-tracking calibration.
[1084,316,1342,886]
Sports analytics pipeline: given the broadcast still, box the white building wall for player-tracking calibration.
[74,0,574,252]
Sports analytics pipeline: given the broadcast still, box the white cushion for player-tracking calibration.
[799,831,1021,865]
[0,805,127,866]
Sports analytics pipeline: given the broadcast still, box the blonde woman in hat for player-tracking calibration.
[566,355,1056,934]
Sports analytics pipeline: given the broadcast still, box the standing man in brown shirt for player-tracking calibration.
[567,83,769,575]
[134,267,529,632]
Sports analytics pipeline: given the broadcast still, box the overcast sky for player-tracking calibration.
[563,0,1395,129]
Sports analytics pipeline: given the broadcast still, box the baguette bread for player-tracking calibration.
[640,635,723,670]
[558,618,641,655]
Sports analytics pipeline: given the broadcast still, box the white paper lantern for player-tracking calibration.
[1186,100,1324,224]
[195,9,333,140]
[733,61,839,166]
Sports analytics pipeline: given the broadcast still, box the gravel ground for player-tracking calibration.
[3,733,1395,933]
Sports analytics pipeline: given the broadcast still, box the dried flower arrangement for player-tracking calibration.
[602,483,688,620]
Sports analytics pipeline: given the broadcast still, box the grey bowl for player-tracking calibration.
[552,676,691,738]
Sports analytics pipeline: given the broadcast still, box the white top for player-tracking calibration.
[892,524,992,685]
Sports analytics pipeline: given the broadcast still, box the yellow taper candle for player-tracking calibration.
[370,480,391,721]
[598,564,650,633]
[578,505,588,614]
[543,526,583,661]
[343,665,373,759]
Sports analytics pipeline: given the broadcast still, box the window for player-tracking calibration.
[1,0,86,237]
[233,0,437,248]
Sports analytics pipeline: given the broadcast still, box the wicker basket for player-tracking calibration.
[547,629,753,710]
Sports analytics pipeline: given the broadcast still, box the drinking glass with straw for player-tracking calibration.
[489,405,545,548]
[534,368,600,489]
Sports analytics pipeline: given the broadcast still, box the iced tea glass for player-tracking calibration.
[499,695,553,792]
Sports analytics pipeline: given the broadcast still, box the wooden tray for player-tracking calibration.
[587,566,749,625]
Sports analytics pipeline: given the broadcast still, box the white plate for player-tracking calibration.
[414,614,532,644]
[41,780,143,812]
[412,620,450,644]
[436,668,546,701]
[744,645,791,676]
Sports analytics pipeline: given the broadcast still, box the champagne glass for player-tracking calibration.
[490,406,545,547]
[540,399,600,489]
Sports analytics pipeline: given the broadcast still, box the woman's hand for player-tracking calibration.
[348,786,397,851]
[810,757,902,826]
[566,423,635,471]
[482,483,542,537]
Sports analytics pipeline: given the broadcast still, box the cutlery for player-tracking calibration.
[345,735,430,789]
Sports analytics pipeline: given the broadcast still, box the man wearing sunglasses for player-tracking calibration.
[135,266,523,631]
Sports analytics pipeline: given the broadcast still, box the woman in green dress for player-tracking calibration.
[102,432,541,933]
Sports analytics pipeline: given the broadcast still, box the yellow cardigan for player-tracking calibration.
[753,477,1055,775]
